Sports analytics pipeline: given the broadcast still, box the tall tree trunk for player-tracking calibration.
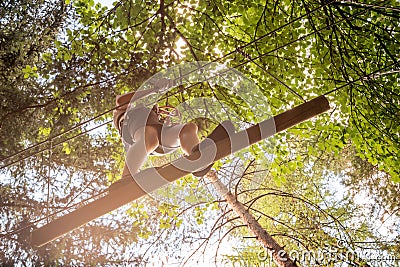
[206,171,298,267]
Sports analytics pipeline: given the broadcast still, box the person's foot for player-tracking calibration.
[192,120,235,177]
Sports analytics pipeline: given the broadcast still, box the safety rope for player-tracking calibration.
[0,1,334,168]
[2,0,397,239]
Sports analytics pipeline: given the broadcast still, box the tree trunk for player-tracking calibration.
[206,171,298,267]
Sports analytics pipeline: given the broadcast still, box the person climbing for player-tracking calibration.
[113,89,200,179]
[111,79,236,189]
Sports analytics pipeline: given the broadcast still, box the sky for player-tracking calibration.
[80,2,243,265]
[98,0,114,8]
[77,0,398,265]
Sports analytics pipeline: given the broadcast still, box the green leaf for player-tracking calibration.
[63,142,72,155]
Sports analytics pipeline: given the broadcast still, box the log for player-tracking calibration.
[30,95,330,247]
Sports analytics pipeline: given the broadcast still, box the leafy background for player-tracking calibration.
[0,0,399,266]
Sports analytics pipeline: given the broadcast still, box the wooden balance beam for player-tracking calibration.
[30,95,330,247]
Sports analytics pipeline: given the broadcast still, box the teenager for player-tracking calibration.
[113,89,200,178]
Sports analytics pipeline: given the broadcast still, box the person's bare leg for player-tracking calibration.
[179,122,200,155]
[159,122,199,155]
[123,125,159,177]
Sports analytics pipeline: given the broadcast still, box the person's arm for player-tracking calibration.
[113,88,158,130]
[115,92,135,110]
[115,77,175,108]
[129,88,158,102]
[115,87,163,108]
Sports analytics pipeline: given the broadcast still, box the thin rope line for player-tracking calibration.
[0,0,370,169]
[0,188,108,240]
[0,77,120,162]
[0,120,111,170]
[46,140,53,223]
[0,0,390,238]
[323,60,400,96]
[0,2,332,167]
[0,102,126,168]
[236,47,306,102]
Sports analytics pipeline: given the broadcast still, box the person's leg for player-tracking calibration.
[160,122,199,155]
[123,125,160,176]
[179,122,200,155]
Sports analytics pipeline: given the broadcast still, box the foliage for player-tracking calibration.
[0,0,66,157]
[0,0,399,265]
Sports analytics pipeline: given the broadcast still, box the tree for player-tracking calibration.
[0,0,67,155]
[1,0,399,265]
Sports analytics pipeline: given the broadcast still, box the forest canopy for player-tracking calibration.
[0,0,399,266]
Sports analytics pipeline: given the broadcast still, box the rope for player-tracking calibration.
[0,120,111,170]
[2,0,383,168]
[0,188,108,240]
[0,1,333,168]
[236,47,306,102]
[46,140,53,223]
[1,0,395,239]
[323,60,400,96]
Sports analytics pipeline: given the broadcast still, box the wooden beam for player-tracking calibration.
[30,95,330,247]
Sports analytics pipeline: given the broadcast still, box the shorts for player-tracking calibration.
[119,105,178,155]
